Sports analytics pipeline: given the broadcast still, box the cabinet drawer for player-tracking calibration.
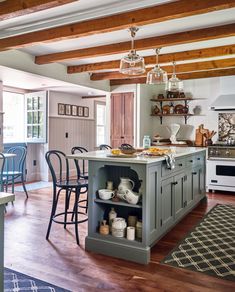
[186,154,205,167]
[161,158,185,177]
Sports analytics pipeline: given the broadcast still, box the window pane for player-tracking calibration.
[3,92,25,143]
[96,103,106,146]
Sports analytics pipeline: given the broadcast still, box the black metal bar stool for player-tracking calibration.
[45,150,88,245]
[99,144,112,150]
[71,146,89,213]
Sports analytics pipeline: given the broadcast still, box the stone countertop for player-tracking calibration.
[67,147,206,165]
[0,192,15,205]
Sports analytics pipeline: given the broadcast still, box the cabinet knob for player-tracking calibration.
[197,157,201,160]
[178,163,183,167]
[190,160,193,163]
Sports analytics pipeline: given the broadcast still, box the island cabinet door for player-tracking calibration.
[184,172,193,209]
[192,167,201,202]
[174,173,186,220]
[160,177,174,232]
[146,164,161,244]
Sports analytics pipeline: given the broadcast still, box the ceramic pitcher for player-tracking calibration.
[118,177,135,194]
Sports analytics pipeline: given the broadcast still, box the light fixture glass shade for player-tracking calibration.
[120,49,145,75]
[146,48,168,85]
[167,61,184,92]
[167,74,184,92]
[120,27,145,75]
[146,65,168,84]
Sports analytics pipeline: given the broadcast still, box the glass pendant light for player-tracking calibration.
[167,61,184,92]
[146,48,168,85]
[119,27,145,75]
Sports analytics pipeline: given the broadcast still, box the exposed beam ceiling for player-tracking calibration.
[90,58,235,81]
[110,68,235,86]
[0,0,77,21]
[35,23,235,65]
[1,0,235,52]
[67,44,235,73]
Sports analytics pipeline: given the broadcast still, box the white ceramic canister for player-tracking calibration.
[112,217,127,237]
[127,226,135,240]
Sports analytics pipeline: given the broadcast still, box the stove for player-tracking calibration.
[207,143,235,192]
[208,145,235,159]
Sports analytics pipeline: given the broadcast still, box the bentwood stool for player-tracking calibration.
[45,150,88,245]
[71,146,89,213]
[71,146,88,180]
[0,153,6,192]
[3,146,28,198]
[99,144,112,150]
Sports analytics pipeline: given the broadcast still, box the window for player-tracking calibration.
[3,91,47,144]
[3,91,25,143]
[95,102,106,146]
[25,91,47,143]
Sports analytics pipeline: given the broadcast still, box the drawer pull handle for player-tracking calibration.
[197,158,201,160]
[171,182,178,185]
[178,163,183,166]
[192,172,197,175]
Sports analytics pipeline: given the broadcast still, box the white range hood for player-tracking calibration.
[210,94,235,110]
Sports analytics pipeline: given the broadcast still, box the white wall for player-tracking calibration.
[134,76,235,143]
[49,90,95,119]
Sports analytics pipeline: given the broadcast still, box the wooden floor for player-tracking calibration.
[4,187,235,292]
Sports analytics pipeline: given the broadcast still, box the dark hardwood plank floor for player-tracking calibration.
[4,188,235,292]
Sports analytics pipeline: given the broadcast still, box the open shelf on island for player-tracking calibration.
[94,198,142,209]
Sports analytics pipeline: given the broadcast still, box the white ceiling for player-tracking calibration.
[0,0,235,91]
[0,65,107,95]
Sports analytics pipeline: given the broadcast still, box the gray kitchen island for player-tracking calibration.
[68,147,206,264]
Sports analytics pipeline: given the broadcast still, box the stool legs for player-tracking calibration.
[46,188,60,240]
[74,187,80,245]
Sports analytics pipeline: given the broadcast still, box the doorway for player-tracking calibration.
[110,92,134,148]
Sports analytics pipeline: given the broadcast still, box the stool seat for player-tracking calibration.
[56,179,88,189]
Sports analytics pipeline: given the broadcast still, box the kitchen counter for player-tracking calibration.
[68,148,206,264]
[0,192,15,291]
[67,146,205,164]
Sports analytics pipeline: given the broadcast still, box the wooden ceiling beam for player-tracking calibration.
[90,58,235,81]
[82,95,106,99]
[67,44,235,73]
[1,0,234,51]
[36,23,235,65]
[110,68,235,86]
[0,0,77,21]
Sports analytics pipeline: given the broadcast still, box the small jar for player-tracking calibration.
[109,207,117,229]
[99,220,109,235]
[136,220,142,240]
[143,135,151,149]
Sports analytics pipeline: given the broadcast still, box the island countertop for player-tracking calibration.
[67,147,206,164]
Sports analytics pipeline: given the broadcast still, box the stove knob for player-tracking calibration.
[209,149,214,155]
[225,150,230,156]
[215,149,220,155]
